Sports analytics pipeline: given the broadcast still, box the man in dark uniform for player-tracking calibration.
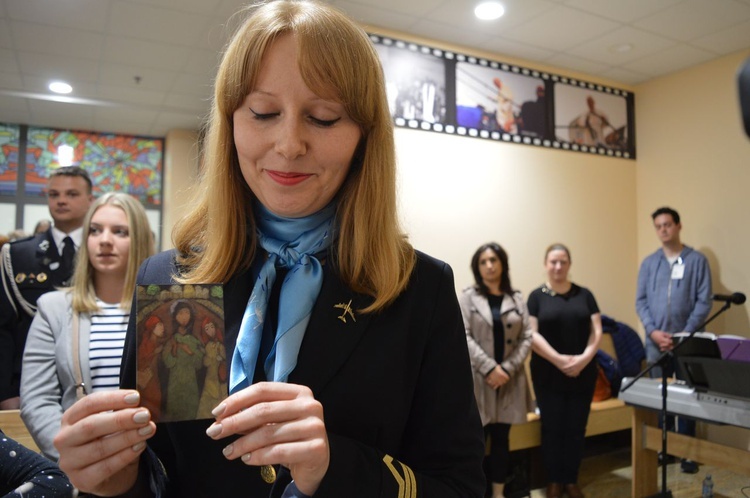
[0,166,93,409]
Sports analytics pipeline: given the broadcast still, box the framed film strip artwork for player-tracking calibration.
[371,34,636,160]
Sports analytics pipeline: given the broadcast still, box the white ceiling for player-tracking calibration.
[1,0,750,137]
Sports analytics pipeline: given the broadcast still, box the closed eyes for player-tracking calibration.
[249,108,341,127]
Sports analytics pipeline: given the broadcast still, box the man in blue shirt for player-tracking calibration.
[636,206,712,474]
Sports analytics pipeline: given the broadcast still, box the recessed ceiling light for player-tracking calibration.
[610,43,633,54]
[475,2,505,21]
[57,144,75,166]
[49,81,72,94]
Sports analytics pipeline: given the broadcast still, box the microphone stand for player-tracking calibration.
[621,300,733,498]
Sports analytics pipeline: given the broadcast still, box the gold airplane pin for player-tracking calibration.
[334,299,356,323]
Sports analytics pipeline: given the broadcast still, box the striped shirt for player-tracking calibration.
[89,300,129,392]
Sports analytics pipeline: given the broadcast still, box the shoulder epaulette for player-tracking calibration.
[0,243,38,318]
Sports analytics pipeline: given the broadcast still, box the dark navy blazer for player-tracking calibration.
[121,249,485,498]
[0,229,70,401]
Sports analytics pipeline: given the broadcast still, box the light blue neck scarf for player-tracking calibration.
[229,202,336,393]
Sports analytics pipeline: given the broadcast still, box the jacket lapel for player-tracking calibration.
[470,291,493,327]
[222,260,373,395]
[64,291,94,396]
[288,268,373,395]
[222,266,256,366]
[38,230,67,283]
[499,293,518,317]
[37,230,60,263]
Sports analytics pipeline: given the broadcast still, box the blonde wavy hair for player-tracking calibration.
[71,193,154,313]
[173,0,414,312]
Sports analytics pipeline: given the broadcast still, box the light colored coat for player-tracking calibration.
[20,290,92,461]
[459,287,533,426]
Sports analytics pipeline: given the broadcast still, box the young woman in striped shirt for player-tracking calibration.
[20,192,154,461]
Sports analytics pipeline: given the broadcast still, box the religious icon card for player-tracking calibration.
[135,284,226,422]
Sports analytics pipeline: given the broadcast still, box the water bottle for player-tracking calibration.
[702,473,714,497]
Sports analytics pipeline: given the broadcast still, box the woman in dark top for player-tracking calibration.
[0,430,74,497]
[527,244,602,498]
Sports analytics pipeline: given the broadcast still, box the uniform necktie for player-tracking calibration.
[61,236,75,275]
[229,203,335,393]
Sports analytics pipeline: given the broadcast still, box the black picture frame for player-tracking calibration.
[371,34,636,159]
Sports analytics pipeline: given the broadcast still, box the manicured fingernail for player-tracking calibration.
[132,442,146,452]
[132,411,149,424]
[138,425,154,436]
[206,424,222,438]
[124,392,140,405]
[241,453,252,463]
[222,444,233,457]
[211,403,226,417]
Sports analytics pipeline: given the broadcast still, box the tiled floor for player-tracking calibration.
[527,448,750,497]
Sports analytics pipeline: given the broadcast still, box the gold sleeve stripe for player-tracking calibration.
[383,454,417,498]
[404,461,416,497]
[383,455,405,498]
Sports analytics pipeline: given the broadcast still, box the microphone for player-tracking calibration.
[712,292,747,305]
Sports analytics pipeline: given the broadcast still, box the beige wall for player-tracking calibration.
[636,49,750,448]
[635,49,750,449]
[364,26,642,326]
[395,127,638,325]
[636,49,750,337]
[161,129,200,250]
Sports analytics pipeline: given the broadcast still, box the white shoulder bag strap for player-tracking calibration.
[71,311,87,400]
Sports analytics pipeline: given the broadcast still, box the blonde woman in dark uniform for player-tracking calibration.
[52,2,485,497]
[460,243,533,498]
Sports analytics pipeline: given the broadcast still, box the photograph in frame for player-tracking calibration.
[553,83,630,152]
[456,62,547,138]
[375,42,447,124]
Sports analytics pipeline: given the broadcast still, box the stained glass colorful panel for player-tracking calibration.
[25,127,163,205]
[0,123,20,196]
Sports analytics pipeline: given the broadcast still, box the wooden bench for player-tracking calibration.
[509,398,632,451]
[0,409,41,453]
[509,333,633,451]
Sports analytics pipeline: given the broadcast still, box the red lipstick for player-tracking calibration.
[266,170,311,186]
